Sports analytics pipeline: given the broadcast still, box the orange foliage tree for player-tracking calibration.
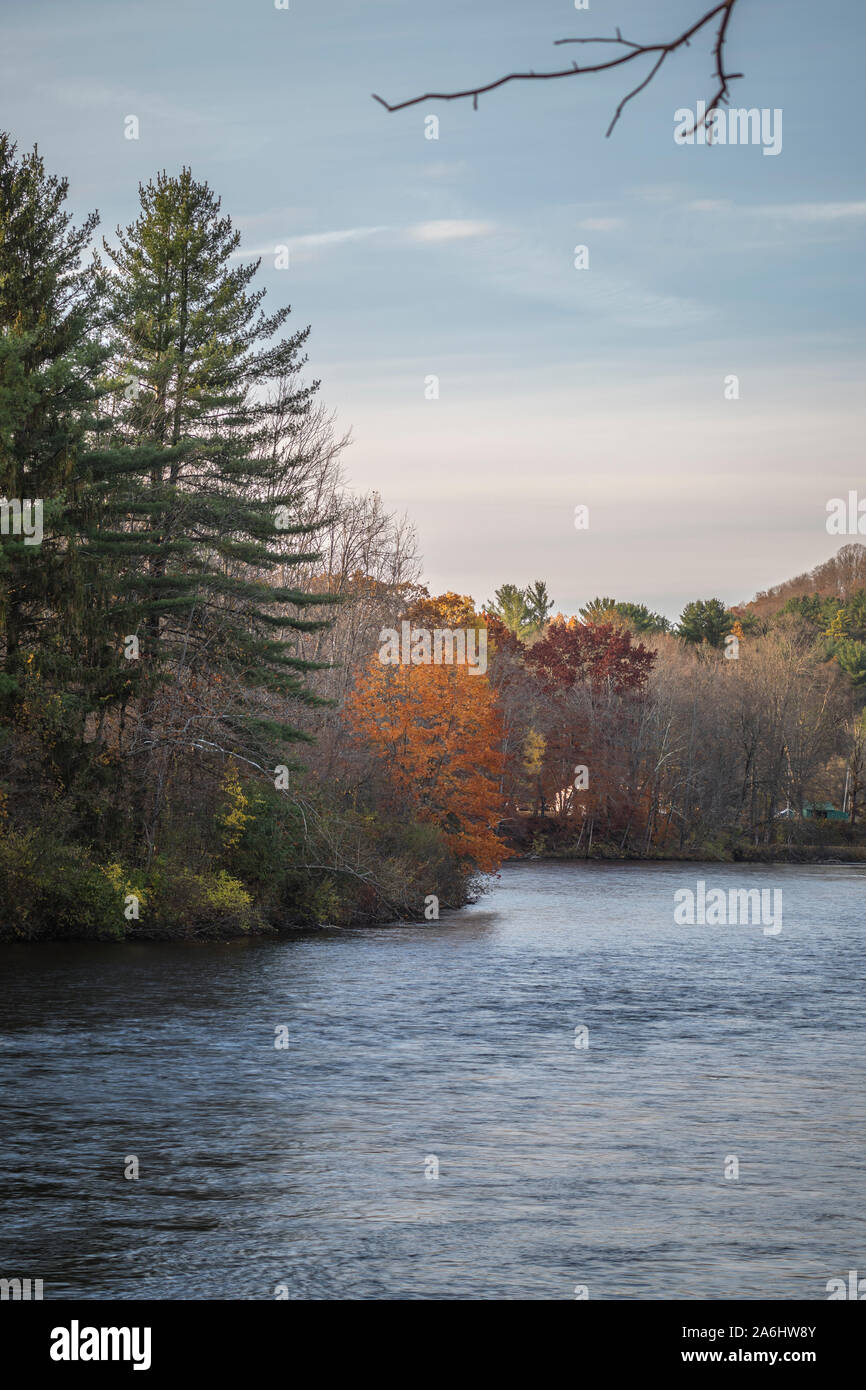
[345,656,510,873]
[407,590,484,631]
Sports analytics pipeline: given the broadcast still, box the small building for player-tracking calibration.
[802,801,850,823]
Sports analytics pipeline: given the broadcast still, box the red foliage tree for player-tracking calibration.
[524,619,656,692]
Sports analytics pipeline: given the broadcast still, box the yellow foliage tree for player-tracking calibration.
[216,762,252,852]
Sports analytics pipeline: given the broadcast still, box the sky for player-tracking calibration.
[3,0,864,620]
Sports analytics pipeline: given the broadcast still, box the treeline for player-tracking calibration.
[480,570,866,858]
[750,543,866,617]
[2,132,864,941]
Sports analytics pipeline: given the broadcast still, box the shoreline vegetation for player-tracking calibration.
[3,135,866,942]
[511,845,866,865]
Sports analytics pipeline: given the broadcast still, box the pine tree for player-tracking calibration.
[613,601,671,635]
[677,597,733,648]
[578,596,620,626]
[0,132,104,726]
[485,583,533,639]
[523,580,554,635]
[93,168,335,780]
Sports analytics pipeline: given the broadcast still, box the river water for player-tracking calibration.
[1,861,864,1300]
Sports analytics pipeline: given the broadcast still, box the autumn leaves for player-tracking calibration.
[347,594,507,874]
[344,595,659,878]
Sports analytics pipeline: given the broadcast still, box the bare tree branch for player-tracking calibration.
[372,0,743,137]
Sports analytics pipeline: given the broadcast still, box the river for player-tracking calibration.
[1,861,864,1299]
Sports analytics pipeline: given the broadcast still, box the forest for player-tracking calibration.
[2,131,865,940]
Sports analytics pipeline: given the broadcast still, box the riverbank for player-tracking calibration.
[5,831,865,943]
[0,824,479,942]
[511,843,866,866]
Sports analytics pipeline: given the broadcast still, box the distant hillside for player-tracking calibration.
[743,544,866,618]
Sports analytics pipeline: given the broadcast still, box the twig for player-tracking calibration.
[372,1,743,137]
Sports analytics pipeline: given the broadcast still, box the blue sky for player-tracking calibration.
[4,0,864,619]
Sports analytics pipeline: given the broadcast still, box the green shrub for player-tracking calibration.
[0,830,127,940]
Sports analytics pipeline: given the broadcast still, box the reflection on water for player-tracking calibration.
[1,861,865,1299]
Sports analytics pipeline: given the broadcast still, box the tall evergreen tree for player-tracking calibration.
[485,583,533,639]
[0,132,103,725]
[93,168,335,788]
[524,579,554,633]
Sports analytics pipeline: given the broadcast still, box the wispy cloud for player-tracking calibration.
[688,199,866,222]
[231,220,495,261]
[456,223,709,329]
[753,201,866,222]
[231,226,389,260]
[578,217,625,231]
[291,226,389,248]
[408,219,495,242]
